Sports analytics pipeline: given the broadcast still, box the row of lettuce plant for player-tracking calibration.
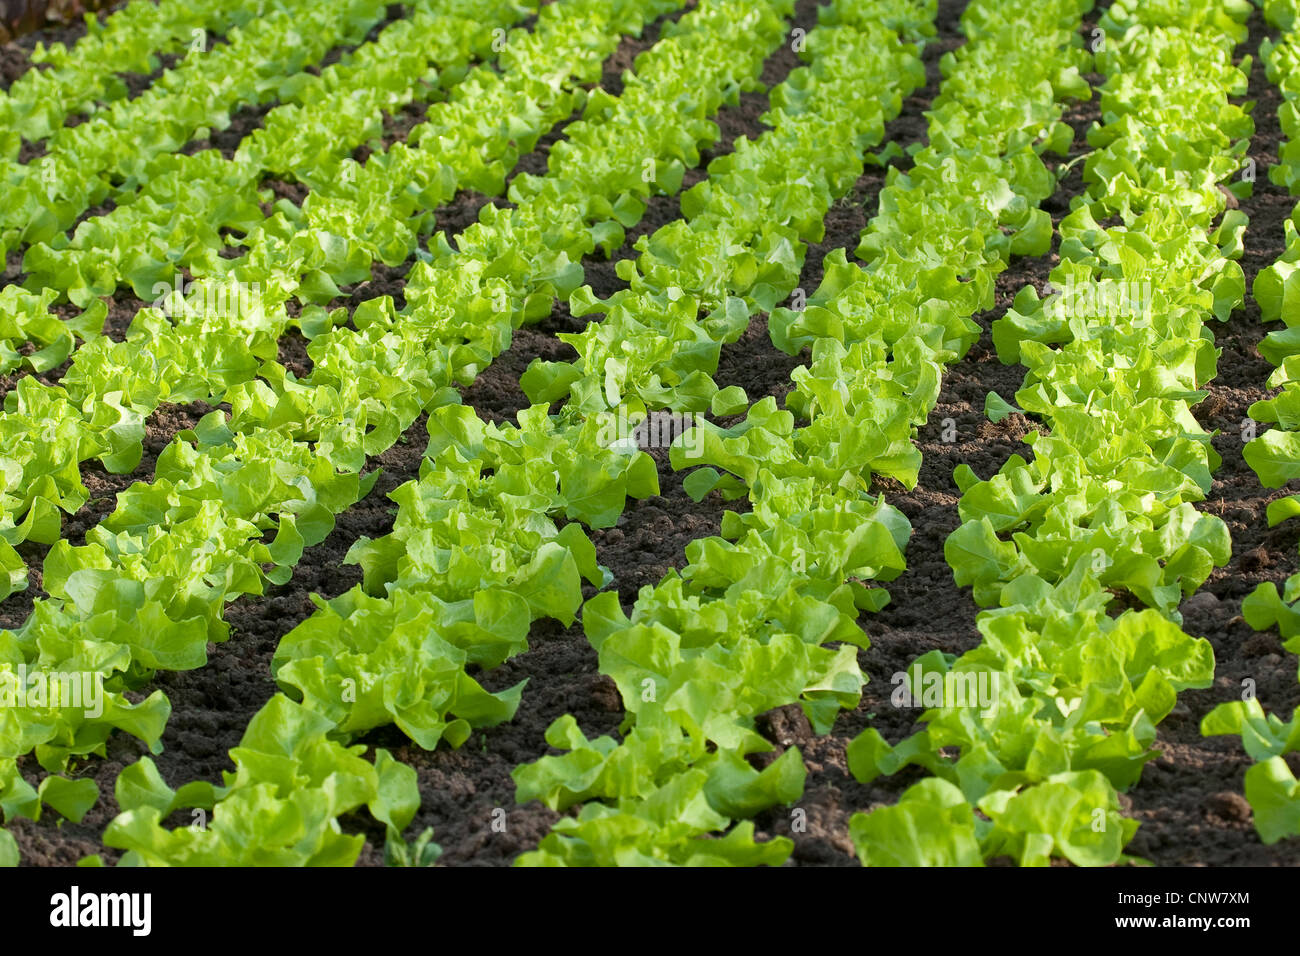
[49,0,682,382]
[846,0,1252,865]
[0,0,513,378]
[0,0,274,147]
[1199,0,1300,846]
[15,0,696,326]
[0,0,797,865]
[2,0,406,260]
[97,0,792,867]
[14,0,537,305]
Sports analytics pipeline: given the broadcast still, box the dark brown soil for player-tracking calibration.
[429,189,502,246]
[378,98,429,145]
[118,49,180,101]
[15,135,44,163]
[596,1,694,99]
[0,0,117,47]
[503,106,582,187]
[0,41,30,89]
[0,1,113,90]
[66,197,116,239]
[458,305,583,424]
[348,615,629,867]
[180,101,272,160]
[101,288,142,338]
[258,176,309,212]
[352,97,431,164]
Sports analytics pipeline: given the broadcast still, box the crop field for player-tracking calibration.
[0,0,1298,871]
